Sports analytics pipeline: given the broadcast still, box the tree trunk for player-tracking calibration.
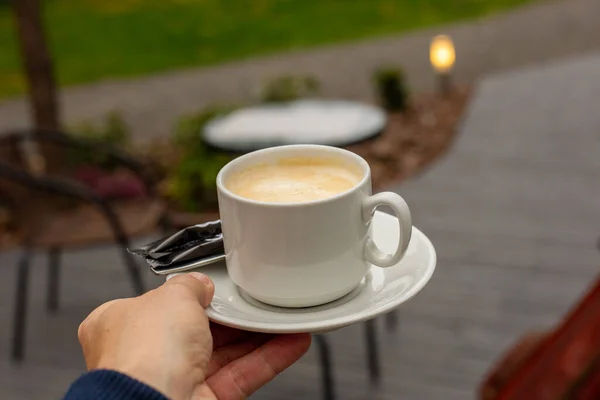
[12,0,60,173]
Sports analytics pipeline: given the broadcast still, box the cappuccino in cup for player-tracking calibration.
[225,157,363,203]
[217,145,412,308]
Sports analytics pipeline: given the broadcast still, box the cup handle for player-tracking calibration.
[362,192,412,268]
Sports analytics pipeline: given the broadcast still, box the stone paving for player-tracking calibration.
[2,51,600,399]
[1,0,600,141]
[384,52,600,398]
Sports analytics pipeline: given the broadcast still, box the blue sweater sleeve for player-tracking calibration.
[63,369,169,400]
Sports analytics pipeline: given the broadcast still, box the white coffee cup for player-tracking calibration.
[216,144,412,308]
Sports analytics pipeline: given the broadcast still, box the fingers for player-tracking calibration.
[207,333,312,399]
[162,272,215,308]
[206,334,272,377]
[210,323,257,349]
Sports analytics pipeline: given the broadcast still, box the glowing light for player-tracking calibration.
[430,35,456,73]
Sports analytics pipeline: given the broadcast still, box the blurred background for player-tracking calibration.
[1,0,599,399]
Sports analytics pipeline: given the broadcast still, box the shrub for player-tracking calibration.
[373,67,410,112]
[166,105,237,212]
[259,75,320,103]
[66,111,154,200]
[68,110,131,171]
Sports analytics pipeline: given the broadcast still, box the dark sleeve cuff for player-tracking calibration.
[63,369,169,400]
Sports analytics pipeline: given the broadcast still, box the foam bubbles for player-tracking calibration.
[226,159,362,203]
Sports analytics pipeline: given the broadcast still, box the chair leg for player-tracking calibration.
[99,203,145,295]
[385,310,399,332]
[11,247,32,362]
[365,319,381,385]
[158,213,174,236]
[120,247,145,296]
[315,334,336,400]
[47,247,61,313]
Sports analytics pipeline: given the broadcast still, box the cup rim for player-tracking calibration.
[216,144,371,208]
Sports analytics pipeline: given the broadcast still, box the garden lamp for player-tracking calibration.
[430,34,456,96]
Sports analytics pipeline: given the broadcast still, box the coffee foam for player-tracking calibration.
[226,157,363,203]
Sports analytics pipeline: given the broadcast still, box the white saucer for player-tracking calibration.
[171,212,436,333]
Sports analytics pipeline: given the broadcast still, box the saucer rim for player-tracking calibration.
[204,214,437,333]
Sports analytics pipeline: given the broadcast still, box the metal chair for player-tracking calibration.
[0,129,172,362]
[314,311,399,400]
[365,312,399,386]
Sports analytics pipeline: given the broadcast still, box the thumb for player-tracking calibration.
[163,272,215,308]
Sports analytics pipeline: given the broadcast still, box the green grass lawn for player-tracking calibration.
[0,0,535,99]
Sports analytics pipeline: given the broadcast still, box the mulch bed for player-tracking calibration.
[0,86,471,248]
[347,85,471,190]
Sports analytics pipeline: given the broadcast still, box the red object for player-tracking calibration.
[483,275,600,400]
[72,165,105,187]
[72,166,147,200]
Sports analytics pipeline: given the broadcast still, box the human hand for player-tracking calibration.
[77,272,311,400]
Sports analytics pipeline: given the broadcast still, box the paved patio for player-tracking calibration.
[1,50,599,399]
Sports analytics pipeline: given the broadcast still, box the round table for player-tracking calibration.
[202,99,387,152]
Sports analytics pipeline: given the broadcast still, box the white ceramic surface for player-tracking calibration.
[216,145,412,308]
[202,100,386,151]
[167,212,436,333]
